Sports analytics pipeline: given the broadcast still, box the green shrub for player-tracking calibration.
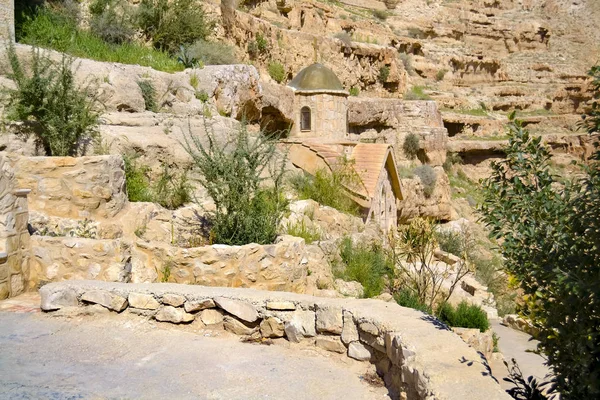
[137,0,214,54]
[436,301,490,332]
[337,237,393,298]
[18,5,182,72]
[414,165,437,197]
[268,62,286,83]
[137,80,158,112]
[248,33,268,58]
[4,45,99,156]
[89,0,136,44]
[123,155,153,202]
[153,165,192,209]
[435,69,448,82]
[394,288,432,314]
[378,65,390,83]
[196,90,209,103]
[285,220,321,244]
[435,230,463,257]
[188,39,238,65]
[372,9,390,21]
[349,87,360,96]
[402,133,420,160]
[404,86,431,100]
[289,164,360,216]
[182,120,288,245]
[176,45,199,68]
[442,151,462,172]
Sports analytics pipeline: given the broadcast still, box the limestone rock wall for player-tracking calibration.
[6,154,127,220]
[0,154,30,299]
[0,0,13,42]
[40,280,511,400]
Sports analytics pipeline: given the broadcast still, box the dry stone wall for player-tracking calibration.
[0,154,30,299]
[40,280,510,400]
[6,154,127,219]
[0,0,13,41]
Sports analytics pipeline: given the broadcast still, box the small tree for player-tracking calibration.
[182,119,288,245]
[403,132,420,160]
[480,112,600,399]
[4,45,99,156]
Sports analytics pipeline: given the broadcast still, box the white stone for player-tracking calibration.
[260,317,284,338]
[348,342,372,361]
[184,299,215,313]
[316,305,343,334]
[214,297,258,322]
[40,288,78,311]
[341,311,359,345]
[315,336,346,354]
[81,290,128,312]
[200,309,224,325]
[128,293,159,310]
[223,316,258,335]
[266,301,296,311]
[162,293,185,307]
[155,306,194,324]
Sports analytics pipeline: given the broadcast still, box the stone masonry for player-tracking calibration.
[0,0,13,42]
[0,153,30,299]
[40,280,511,400]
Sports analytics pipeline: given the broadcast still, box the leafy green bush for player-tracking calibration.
[18,5,182,72]
[285,220,321,244]
[4,45,99,156]
[402,133,420,160]
[337,237,393,298]
[182,120,288,245]
[480,110,600,398]
[372,9,390,21]
[436,301,490,332]
[435,230,463,257]
[89,0,135,44]
[414,165,437,197]
[137,80,158,112]
[268,62,286,83]
[188,39,238,65]
[404,86,432,100]
[247,33,268,58]
[137,0,214,54]
[378,65,390,83]
[442,151,462,172]
[349,87,360,96]
[289,164,360,216]
[394,288,432,314]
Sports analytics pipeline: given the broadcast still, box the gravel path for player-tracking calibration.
[0,307,389,400]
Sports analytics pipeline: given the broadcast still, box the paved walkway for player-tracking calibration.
[490,319,552,390]
[0,296,389,400]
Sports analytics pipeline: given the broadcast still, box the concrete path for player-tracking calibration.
[490,320,552,389]
[0,298,389,400]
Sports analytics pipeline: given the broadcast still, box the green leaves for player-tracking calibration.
[479,114,600,399]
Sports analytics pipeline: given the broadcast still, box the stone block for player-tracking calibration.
[315,336,346,354]
[223,315,258,335]
[260,317,285,338]
[184,298,215,313]
[200,309,224,325]
[10,274,23,296]
[128,293,160,310]
[341,311,359,345]
[359,330,386,353]
[81,290,128,312]
[0,265,7,281]
[359,321,379,336]
[266,301,296,311]
[316,305,343,334]
[155,306,194,324]
[40,288,79,311]
[162,293,185,307]
[0,282,8,300]
[214,297,258,322]
[15,212,28,232]
[348,341,372,361]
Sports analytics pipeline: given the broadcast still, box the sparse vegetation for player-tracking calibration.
[398,52,414,76]
[336,237,394,298]
[334,31,353,47]
[188,39,239,65]
[372,9,390,21]
[403,86,431,100]
[442,151,462,172]
[414,165,437,197]
[182,119,288,245]
[268,62,286,83]
[349,87,360,96]
[89,0,136,45]
[394,288,432,314]
[248,33,269,58]
[289,161,361,216]
[285,220,321,244]
[378,65,390,83]
[137,80,159,112]
[435,69,448,81]
[4,45,99,156]
[402,133,420,160]
[123,154,154,203]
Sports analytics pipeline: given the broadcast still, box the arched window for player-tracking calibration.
[300,107,311,131]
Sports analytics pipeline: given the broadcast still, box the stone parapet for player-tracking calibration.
[40,280,510,400]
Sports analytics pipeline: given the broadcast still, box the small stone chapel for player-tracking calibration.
[283,63,403,234]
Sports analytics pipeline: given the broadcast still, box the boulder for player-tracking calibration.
[128,293,160,310]
[162,294,185,307]
[348,342,372,361]
[316,305,343,334]
[341,311,359,345]
[40,287,79,311]
[315,336,346,354]
[200,309,224,325]
[81,290,128,312]
[260,317,285,338]
[155,306,195,324]
[184,299,215,313]
[223,316,259,335]
[214,297,259,323]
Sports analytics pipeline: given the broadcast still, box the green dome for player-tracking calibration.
[288,63,347,94]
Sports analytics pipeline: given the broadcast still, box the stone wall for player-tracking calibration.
[291,93,349,139]
[40,281,510,400]
[6,154,127,219]
[0,153,30,299]
[0,0,13,42]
